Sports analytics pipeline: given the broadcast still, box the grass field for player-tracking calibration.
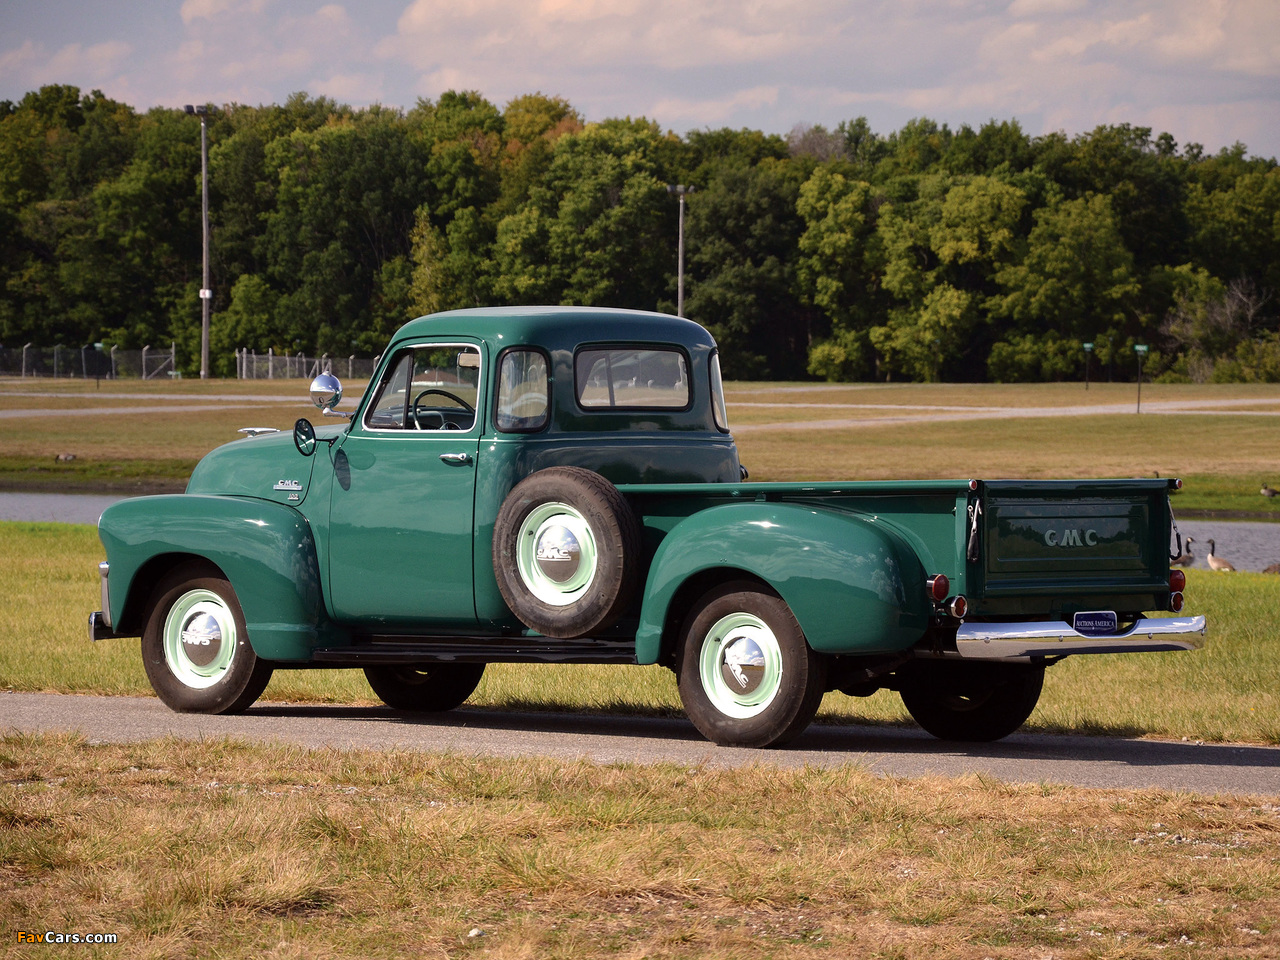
[5,522,1278,745]
[3,376,1278,515]
[3,379,1279,957]
[2,732,1278,959]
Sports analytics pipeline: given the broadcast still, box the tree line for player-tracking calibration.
[1,84,1277,381]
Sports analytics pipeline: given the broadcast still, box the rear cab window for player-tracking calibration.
[574,347,690,410]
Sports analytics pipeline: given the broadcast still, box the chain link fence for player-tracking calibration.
[0,345,380,380]
[0,344,177,379]
[235,348,379,380]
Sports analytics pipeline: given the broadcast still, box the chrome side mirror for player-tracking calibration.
[293,418,316,457]
[309,373,350,419]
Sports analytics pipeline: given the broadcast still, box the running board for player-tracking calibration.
[311,636,637,666]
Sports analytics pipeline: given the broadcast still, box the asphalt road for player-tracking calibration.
[2,691,1276,797]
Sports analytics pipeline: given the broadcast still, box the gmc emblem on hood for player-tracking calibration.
[1044,528,1099,547]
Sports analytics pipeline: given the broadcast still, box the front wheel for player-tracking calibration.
[899,661,1044,742]
[141,563,273,714]
[676,583,827,748]
[364,663,485,712]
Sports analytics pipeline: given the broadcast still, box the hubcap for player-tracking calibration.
[720,634,766,694]
[698,611,784,719]
[534,524,582,582]
[162,589,238,688]
[516,502,598,606]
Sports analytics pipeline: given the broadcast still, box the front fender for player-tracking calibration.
[634,502,930,664]
[98,494,345,661]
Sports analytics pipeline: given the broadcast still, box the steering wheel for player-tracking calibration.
[411,389,474,430]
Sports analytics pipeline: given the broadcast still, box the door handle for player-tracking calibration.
[439,452,472,465]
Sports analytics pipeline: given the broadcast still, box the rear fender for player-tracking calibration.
[98,495,344,660]
[634,502,930,664]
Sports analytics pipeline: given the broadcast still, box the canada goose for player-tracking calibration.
[1170,537,1195,567]
[1206,539,1236,572]
[1263,563,1280,575]
[1262,483,1277,498]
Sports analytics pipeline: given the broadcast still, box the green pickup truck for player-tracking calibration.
[91,307,1205,747]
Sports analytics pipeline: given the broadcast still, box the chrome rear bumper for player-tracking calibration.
[956,615,1206,660]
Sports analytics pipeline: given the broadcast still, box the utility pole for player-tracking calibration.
[185,104,212,378]
[666,185,695,316]
[1134,344,1148,413]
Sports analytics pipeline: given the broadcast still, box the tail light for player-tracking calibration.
[927,574,950,603]
[1169,570,1186,592]
[1170,592,1184,613]
[948,596,968,619]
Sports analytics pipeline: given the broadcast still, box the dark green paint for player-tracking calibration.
[96,308,1186,669]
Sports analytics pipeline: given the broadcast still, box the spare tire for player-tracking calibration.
[493,466,641,638]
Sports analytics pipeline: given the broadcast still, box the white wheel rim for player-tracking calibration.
[698,611,784,719]
[161,588,238,689]
[515,502,599,606]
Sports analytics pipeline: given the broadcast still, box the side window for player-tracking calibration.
[575,347,689,409]
[496,349,549,433]
[709,351,730,432]
[366,353,413,428]
[364,345,481,431]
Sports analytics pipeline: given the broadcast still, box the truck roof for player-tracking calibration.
[390,306,718,353]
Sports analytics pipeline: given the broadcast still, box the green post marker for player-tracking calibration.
[1134,344,1149,413]
[1083,342,1094,391]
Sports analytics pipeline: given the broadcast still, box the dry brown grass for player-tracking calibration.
[735,413,1280,483]
[4,377,1278,490]
[1,732,1277,959]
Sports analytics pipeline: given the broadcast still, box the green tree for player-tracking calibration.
[260,107,429,354]
[683,158,818,379]
[868,174,1028,380]
[490,118,673,310]
[795,166,878,379]
[993,193,1139,352]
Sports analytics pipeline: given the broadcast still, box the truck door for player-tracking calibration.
[326,342,482,629]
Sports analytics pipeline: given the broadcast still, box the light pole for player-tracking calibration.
[185,104,211,378]
[666,184,695,317]
[1083,341,1093,391]
[1134,344,1148,413]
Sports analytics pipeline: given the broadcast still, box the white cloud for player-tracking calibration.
[2,0,1277,156]
[1006,0,1089,16]
[649,86,780,128]
[1,40,133,89]
[0,40,42,78]
[311,71,385,103]
[180,0,268,25]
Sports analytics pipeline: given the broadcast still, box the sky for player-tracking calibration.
[2,0,1278,158]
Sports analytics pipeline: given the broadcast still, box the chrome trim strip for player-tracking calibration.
[956,615,1206,660]
[98,561,111,630]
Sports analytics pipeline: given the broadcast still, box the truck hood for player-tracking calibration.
[186,425,344,506]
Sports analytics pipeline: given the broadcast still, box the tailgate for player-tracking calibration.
[973,479,1175,610]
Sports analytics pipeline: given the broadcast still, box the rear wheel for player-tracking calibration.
[364,663,485,712]
[900,661,1044,742]
[141,563,272,714]
[676,582,827,748]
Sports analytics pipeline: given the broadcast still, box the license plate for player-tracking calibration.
[1073,611,1118,636]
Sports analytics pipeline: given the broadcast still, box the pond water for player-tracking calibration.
[1175,520,1280,573]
